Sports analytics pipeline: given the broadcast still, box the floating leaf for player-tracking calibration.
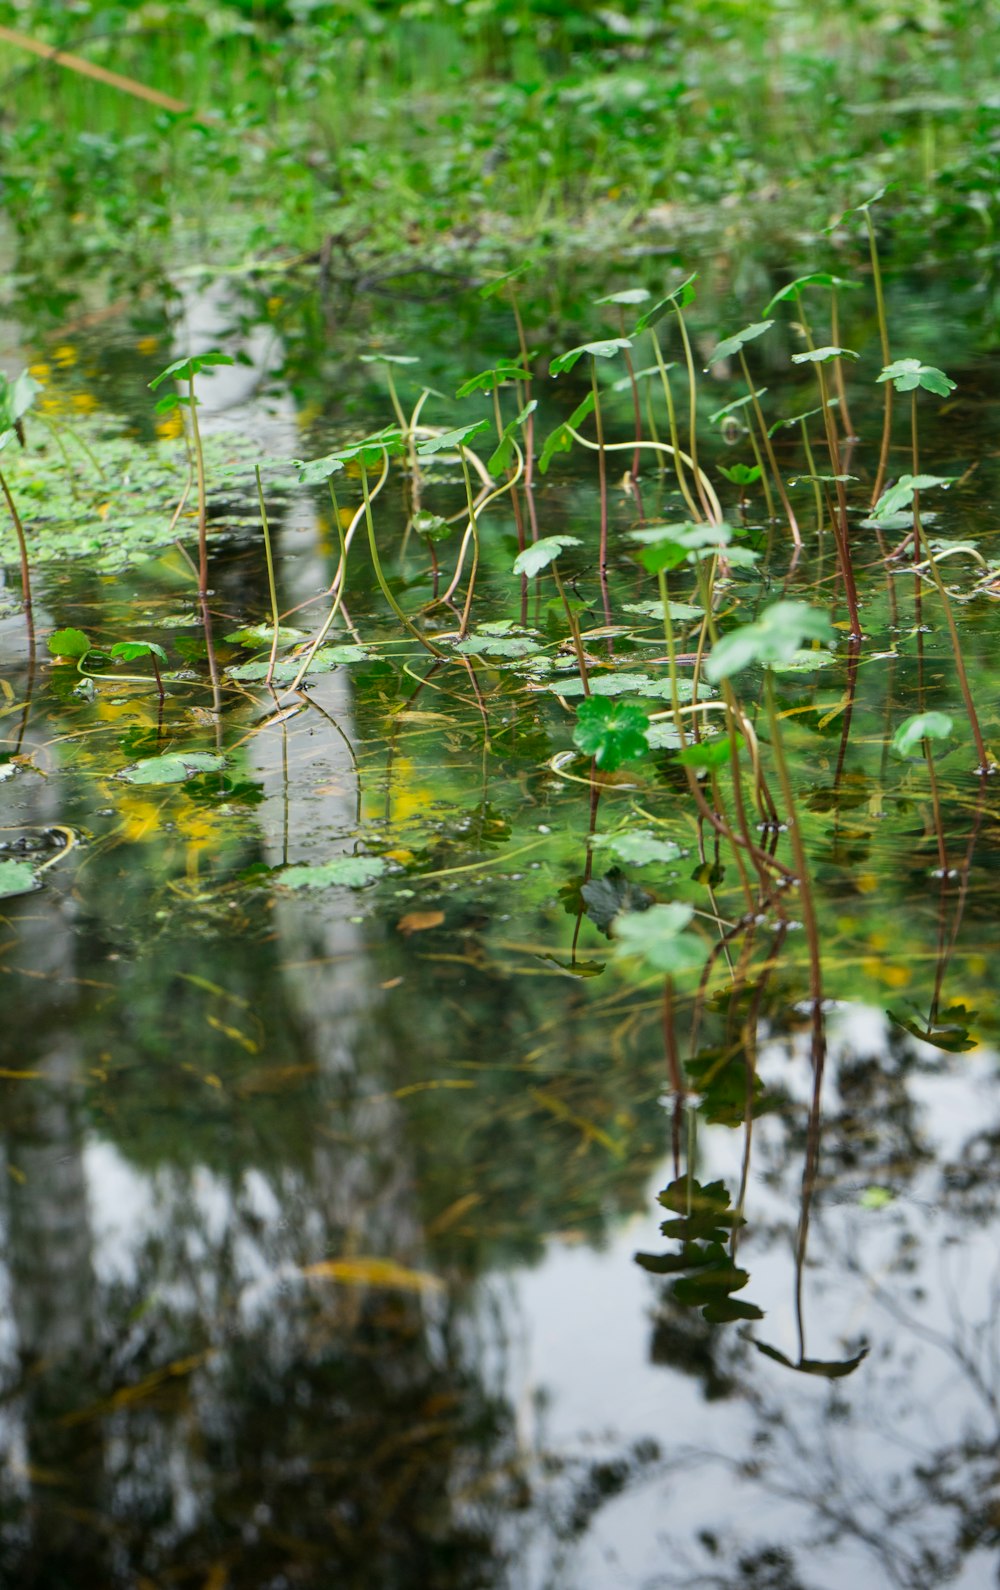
[0,860,37,900]
[573,696,650,770]
[551,673,704,701]
[227,645,368,681]
[622,600,704,622]
[121,752,225,785]
[279,856,388,889]
[592,830,682,866]
[225,624,309,647]
[47,627,91,660]
[454,634,542,658]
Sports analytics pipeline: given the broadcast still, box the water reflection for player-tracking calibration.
[1,275,999,1588]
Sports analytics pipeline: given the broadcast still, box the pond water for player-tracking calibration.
[1,253,1000,1589]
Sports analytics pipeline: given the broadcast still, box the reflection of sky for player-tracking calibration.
[501,1012,1000,1589]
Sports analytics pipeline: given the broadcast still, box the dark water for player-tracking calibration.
[1,258,1000,1589]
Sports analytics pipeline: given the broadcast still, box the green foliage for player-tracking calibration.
[705,602,834,682]
[891,712,954,758]
[592,830,682,866]
[549,338,632,376]
[279,856,388,889]
[512,535,581,578]
[121,752,226,785]
[0,860,38,900]
[538,392,596,474]
[790,346,858,365]
[572,697,650,770]
[0,368,40,449]
[47,627,92,660]
[613,902,706,975]
[705,321,774,367]
[487,401,537,476]
[456,362,531,398]
[148,351,235,391]
[636,1177,763,1324]
[878,359,956,396]
[872,474,953,517]
[416,421,491,456]
[110,641,168,664]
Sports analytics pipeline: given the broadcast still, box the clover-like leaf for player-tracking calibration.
[877,359,956,397]
[47,627,92,660]
[573,696,650,770]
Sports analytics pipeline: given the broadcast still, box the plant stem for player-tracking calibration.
[740,350,801,545]
[765,671,823,1014]
[673,304,714,521]
[187,370,208,599]
[0,466,34,650]
[552,560,590,695]
[361,453,444,658]
[866,207,894,507]
[651,337,701,519]
[255,464,281,687]
[909,390,989,770]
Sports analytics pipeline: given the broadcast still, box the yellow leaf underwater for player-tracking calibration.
[301,1257,444,1293]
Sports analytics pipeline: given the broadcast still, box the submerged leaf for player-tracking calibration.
[302,1257,443,1292]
